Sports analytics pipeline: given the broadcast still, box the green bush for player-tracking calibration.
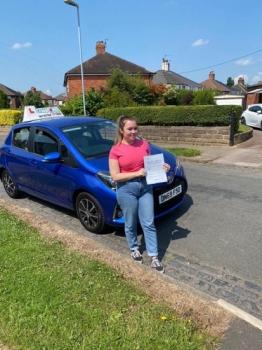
[193,89,216,105]
[103,87,135,107]
[60,88,104,116]
[97,105,241,132]
[0,109,22,125]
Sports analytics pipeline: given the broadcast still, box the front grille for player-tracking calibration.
[153,178,186,215]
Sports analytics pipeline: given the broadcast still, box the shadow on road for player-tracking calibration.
[137,194,193,259]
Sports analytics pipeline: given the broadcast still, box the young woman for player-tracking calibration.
[109,115,170,273]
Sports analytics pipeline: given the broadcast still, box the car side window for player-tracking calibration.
[34,129,58,156]
[13,127,30,151]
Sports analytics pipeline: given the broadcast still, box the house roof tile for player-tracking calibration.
[54,93,67,100]
[200,78,239,94]
[153,70,203,88]
[64,52,153,86]
[0,83,23,97]
[233,83,247,95]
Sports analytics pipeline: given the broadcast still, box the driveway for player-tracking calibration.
[237,129,262,149]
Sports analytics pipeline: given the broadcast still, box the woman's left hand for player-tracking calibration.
[163,163,171,173]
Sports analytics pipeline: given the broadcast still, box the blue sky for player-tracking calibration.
[1,0,261,98]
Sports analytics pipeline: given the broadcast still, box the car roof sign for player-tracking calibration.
[23,106,64,122]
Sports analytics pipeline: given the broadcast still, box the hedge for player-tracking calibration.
[0,109,22,125]
[97,105,242,133]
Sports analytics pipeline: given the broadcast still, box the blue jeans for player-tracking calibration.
[116,177,158,257]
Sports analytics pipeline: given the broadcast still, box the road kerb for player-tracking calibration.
[217,299,262,331]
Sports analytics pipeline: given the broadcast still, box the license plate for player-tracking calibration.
[159,185,182,204]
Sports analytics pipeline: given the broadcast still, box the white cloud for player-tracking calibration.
[192,39,209,47]
[45,89,52,96]
[12,42,32,50]
[250,72,262,84]
[235,58,253,66]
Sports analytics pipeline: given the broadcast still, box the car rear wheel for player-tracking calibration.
[241,116,246,125]
[2,170,21,199]
[76,192,106,234]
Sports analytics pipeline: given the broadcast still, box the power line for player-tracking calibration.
[0,40,64,74]
[0,51,63,87]
[178,48,262,74]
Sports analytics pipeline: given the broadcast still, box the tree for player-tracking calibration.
[227,77,234,87]
[103,86,135,108]
[61,88,104,116]
[23,90,44,108]
[106,67,157,106]
[193,89,216,105]
[0,90,10,108]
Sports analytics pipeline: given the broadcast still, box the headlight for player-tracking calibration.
[96,171,116,190]
[175,155,180,171]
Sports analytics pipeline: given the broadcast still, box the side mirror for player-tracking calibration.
[42,152,63,163]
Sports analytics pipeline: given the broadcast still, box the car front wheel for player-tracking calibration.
[2,170,21,199]
[241,116,246,125]
[76,192,106,234]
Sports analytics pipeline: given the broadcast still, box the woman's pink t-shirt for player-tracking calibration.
[109,139,150,173]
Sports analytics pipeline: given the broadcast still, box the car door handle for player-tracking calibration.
[29,159,37,167]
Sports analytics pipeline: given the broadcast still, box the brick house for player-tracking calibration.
[0,83,23,108]
[246,81,262,106]
[63,41,154,98]
[200,71,240,94]
[23,87,57,106]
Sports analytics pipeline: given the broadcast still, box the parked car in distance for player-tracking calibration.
[0,116,188,234]
[241,104,262,130]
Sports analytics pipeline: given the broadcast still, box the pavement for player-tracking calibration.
[1,131,262,349]
[155,134,262,349]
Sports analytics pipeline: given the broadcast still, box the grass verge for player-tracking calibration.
[165,147,201,157]
[237,124,251,133]
[0,199,232,349]
[0,206,218,350]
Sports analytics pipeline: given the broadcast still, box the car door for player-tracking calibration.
[5,126,33,191]
[248,106,260,125]
[29,127,74,207]
[251,105,262,126]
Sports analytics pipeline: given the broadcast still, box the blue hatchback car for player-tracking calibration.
[0,116,188,233]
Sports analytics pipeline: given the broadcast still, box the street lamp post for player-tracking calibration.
[64,0,86,116]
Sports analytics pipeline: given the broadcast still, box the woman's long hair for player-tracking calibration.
[114,115,138,145]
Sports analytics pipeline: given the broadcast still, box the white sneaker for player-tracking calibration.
[131,250,143,263]
[151,258,165,273]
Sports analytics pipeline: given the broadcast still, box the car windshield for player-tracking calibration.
[61,120,116,158]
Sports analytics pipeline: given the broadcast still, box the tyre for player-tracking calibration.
[241,116,246,125]
[2,170,21,199]
[76,192,106,234]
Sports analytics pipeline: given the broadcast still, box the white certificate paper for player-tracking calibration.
[144,153,167,185]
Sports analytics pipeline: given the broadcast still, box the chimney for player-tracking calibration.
[209,71,215,80]
[162,58,170,71]
[31,87,36,93]
[96,41,105,55]
[238,77,244,85]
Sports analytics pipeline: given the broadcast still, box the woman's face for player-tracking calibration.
[121,120,138,144]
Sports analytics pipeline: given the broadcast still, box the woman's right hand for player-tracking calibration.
[136,168,147,177]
